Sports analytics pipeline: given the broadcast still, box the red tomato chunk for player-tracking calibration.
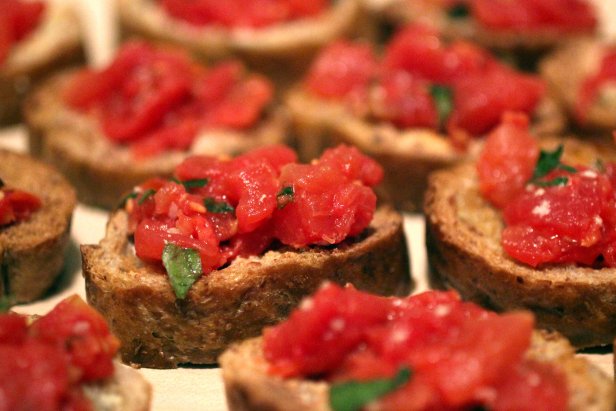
[64,42,273,159]
[478,112,616,267]
[0,295,119,411]
[0,187,42,226]
[263,283,568,411]
[305,24,544,137]
[0,0,45,64]
[576,48,616,123]
[159,0,327,28]
[127,144,383,273]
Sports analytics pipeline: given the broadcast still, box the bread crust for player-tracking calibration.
[82,207,411,368]
[24,70,289,209]
[220,331,614,411]
[425,138,616,348]
[287,89,563,212]
[0,149,76,303]
[540,38,616,132]
[0,2,83,125]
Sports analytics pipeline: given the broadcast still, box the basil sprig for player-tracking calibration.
[204,198,235,214]
[329,367,412,411]
[529,145,576,187]
[171,177,209,190]
[137,188,157,205]
[430,85,453,128]
[162,243,202,299]
[276,186,294,209]
[447,3,469,19]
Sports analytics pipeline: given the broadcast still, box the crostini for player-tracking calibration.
[220,283,613,411]
[0,149,75,303]
[24,41,287,209]
[82,145,411,368]
[363,0,598,52]
[287,24,563,211]
[541,38,616,133]
[425,112,616,348]
[1,295,151,411]
[118,0,360,82]
[0,0,83,125]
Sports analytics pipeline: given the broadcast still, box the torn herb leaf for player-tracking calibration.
[0,295,15,313]
[447,3,469,19]
[204,197,235,214]
[276,186,294,209]
[162,243,202,299]
[430,85,453,128]
[118,191,138,208]
[138,188,156,205]
[181,178,209,189]
[533,176,569,187]
[330,367,412,411]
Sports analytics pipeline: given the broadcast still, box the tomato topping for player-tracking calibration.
[64,42,273,159]
[478,113,616,267]
[0,186,42,226]
[263,284,568,410]
[0,295,119,411]
[305,24,545,137]
[471,0,596,32]
[126,145,382,285]
[0,0,45,65]
[575,48,616,123]
[159,0,327,28]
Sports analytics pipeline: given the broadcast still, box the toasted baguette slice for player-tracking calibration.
[24,70,288,209]
[0,149,76,303]
[362,0,597,52]
[0,1,83,125]
[220,331,614,411]
[81,207,410,368]
[540,39,616,132]
[424,138,616,348]
[287,89,563,212]
[82,360,151,411]
[118,0,360,83]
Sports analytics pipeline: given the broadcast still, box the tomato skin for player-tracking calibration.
[0,0,45,64]
[263,285,567,410]
[477,112,539,208]
[0,188,42,226]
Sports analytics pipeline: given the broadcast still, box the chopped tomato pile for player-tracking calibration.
[305,24,545,138]
[0,183,42,226]
[64,41,273,159]
[159,0,327,28]
[478,112,616,267]
[0,295,120,411]
[462,0,596,32]
[126,144,382,284]
[0,0,45,64]
[575,48,616,123]
[264,283,568,411]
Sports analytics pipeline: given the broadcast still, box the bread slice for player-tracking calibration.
[82,360,151,411]
[362,0,597,52]
[424,138,616,348]
[118,0,360,85]
[0,1,83,125]
[0,149,76,303]
[220,331,614,411]
[24,70,289,209]
[540,38,616,132]
[81,206,411,368]
[287,89,563,212]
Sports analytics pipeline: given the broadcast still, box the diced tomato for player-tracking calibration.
[576,49,616,123]
[0,0,45,65]
[0,188,42,226]
[160,0,327,28]
[472,0,597,32]
[477,112,539,208]
[0,314,27,345]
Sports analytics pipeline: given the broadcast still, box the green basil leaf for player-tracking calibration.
[329,367,412,411]
[118,191,138,208]
[276,186,294,209]
[0,295,15,313]
[138,188,157,205]
[204,197,235,214]
[430,85,453,127]
[595,159,606,173]
[181,178,209,189]
[447,3,469,19]
[533,176,569,187]
[532,145,566,180]
[162,243,202,299]
[557,164,577,173]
